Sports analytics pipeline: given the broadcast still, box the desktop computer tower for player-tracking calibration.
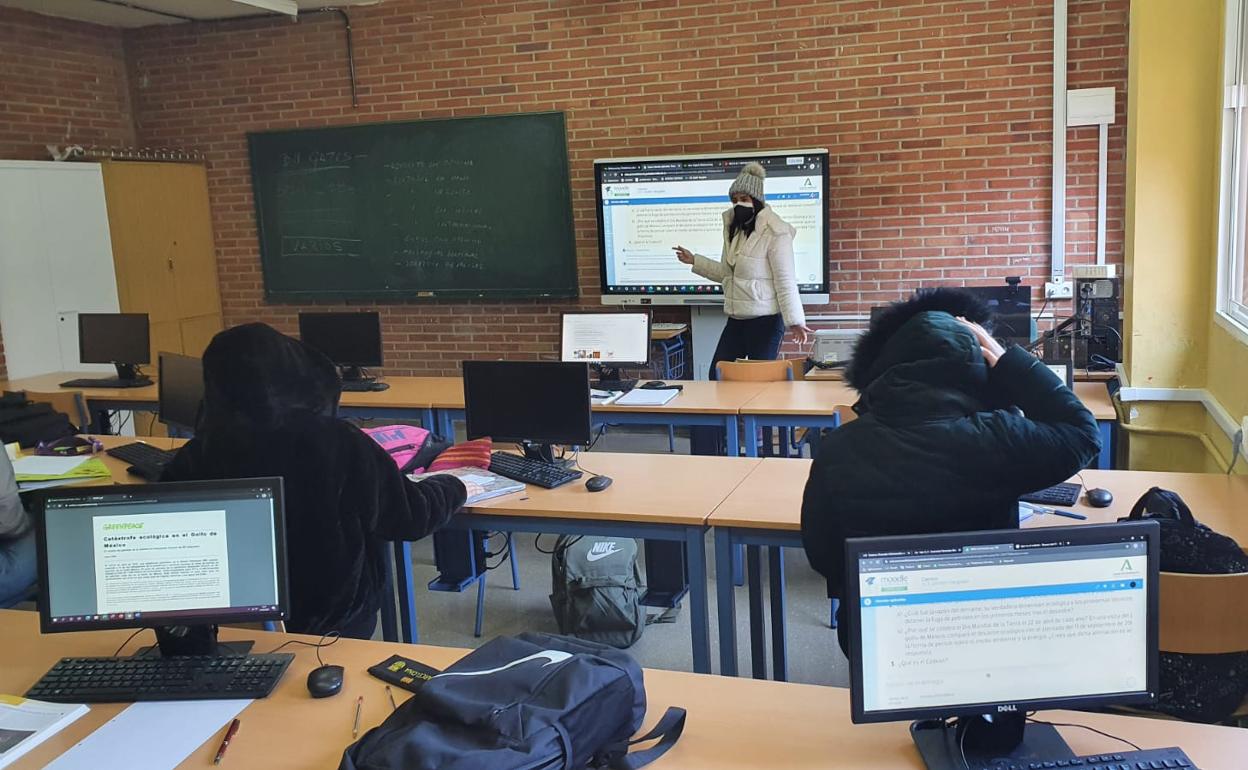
[1076,276,1122,364]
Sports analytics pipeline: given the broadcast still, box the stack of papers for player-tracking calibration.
[410,467,525,504]
[0,695,88,768]
[615,388,679,406]
[12,456,111,492]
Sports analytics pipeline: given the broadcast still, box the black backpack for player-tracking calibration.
[550,535,646,648]
[1122,487,1248,723]
[0,392,74,448]
[340,632,685,770]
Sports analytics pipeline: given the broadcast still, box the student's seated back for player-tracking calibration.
[161,323,466,639]
[799,290,1101,653]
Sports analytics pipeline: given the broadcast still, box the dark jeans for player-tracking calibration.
[691,314,785,455]
[0,530,36,608]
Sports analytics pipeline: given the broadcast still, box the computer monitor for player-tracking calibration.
[961,284,1033,346]
[846,521,1159,769]
[298,311,383,381]
[594,149,830,305]
[158,352,204,432]
[462,360,592,464]
[561,311,651,389]
[78,313,151,382]
[36,478,288,657]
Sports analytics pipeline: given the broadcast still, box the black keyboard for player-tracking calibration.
[27,653,294,703]
[489,452,583,489]
[1020,482,1082,507]
[341,379,389,392]
[60,377,153,389]
[594,379,638,392]
[963,747,1198,770]
[106,441,177,469]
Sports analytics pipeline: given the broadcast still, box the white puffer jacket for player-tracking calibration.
[690,207,806,327]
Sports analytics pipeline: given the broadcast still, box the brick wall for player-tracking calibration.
[0,8,136,379]
[2,1,1128,377]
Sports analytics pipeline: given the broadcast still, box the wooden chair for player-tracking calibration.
[24,390,91,432]
[1160,570,1248,722]
[715,358,795,382]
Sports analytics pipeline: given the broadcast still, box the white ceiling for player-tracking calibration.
[0,0,380,27]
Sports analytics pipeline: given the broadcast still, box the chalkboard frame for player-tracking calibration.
[247,111,579,301]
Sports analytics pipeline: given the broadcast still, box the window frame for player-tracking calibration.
[1217,0,1248,343]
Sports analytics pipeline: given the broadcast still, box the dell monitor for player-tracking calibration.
[462,360,592,465]
[594,150,830,305]
[846,521,1159,770]
[36,478,288,658]
[78,313,151,384]
[561,311,651,390]
[158,352,204,433]
[298,311,385,388]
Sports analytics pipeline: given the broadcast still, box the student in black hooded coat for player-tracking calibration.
[799,289,1102,653]
[161,323,467,639]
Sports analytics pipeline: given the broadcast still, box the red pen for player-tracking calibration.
[213,718,241,765]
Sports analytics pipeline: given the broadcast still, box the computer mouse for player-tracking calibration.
[585,475,613,493]
[1086,488,1114,508]
[306,664,344,698]
[640,381,667,389]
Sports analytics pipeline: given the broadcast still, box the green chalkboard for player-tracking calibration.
[247,112,578,300]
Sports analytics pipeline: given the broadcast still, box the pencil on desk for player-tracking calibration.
[353,695,363,737]
[386,685,397,711]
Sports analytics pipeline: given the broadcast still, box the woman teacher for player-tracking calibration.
[674,161,813,373]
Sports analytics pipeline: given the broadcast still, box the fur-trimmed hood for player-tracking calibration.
[845,289,996,418]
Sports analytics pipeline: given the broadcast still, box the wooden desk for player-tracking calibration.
[706,461,1248,679]
[802,365,845,381]
[651,324,688,341]
[406,452,762,673]
[3,611,1246,770]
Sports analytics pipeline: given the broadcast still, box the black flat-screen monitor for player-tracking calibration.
[158,352,204,430]
[78,313,150,366]
[594,149,830,305]
[36,478,288,636]
[962,285,1033,346]
[462,361,592,447]
[298,311,383,368]
[845,521,1159,768]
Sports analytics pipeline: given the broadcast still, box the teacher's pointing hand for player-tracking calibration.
[673,246,695,265]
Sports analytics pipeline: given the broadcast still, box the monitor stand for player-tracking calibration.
[339,365,388,392]
[911,714,1074,770]
[520,441,575,469]
[592,364,638,392]
[134,625,255,659]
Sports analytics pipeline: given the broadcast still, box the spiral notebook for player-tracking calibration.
[409,467,525,504]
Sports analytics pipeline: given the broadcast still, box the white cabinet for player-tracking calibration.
[0,161,120,379]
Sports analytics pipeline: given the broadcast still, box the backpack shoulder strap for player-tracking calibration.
[605,707,687,770]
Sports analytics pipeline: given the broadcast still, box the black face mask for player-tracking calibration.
[731,204,756,229]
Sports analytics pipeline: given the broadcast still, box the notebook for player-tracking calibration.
[409,467,525,504]
[614,388,679,406]
[0,695,88,768]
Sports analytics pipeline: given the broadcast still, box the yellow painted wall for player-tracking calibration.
[1121,0,1248,473]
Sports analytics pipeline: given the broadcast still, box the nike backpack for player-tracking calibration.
[340,632,685,770]
[550,535,646,648]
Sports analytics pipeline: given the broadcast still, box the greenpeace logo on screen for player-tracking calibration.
[102,522,144,531]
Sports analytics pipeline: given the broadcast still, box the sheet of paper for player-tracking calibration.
[457,473,497,486]
[3,443,17,461]
[16,478,91,492]
[10,456,88,477]
[615,388,678,406]
[44,700,250,770]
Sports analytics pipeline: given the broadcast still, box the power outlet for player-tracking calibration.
[1045,280,1074,299]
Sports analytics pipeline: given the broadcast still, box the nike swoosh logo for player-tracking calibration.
[432,650,572,679]
[586,546,623,562]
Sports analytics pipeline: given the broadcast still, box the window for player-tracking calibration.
[1218,0,1248,338]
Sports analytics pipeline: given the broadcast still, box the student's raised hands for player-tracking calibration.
[956,316,1006,368]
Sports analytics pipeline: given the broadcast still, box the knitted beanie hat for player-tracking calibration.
[728,161,766,202]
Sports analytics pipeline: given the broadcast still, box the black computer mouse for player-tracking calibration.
[307,664,344,698]
[1086,488,1114,508]
[640,381,667,389]
[585,475,613,493]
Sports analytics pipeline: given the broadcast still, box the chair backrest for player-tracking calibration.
[1159,570,1248,654]
[24,390,90,432]
[715,359,795,382]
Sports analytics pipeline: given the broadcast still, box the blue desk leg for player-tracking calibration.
[742,415,759,458]
[684,526,712,675]
[714,528,739,676]
[747,545,765,679]
[379,544,399,642]
[1097,420,1114,469]
[725,415,740,459]
[422,408,435,432]
[768,546,787,682]
[439,409,457,440]
[392,541,419,643]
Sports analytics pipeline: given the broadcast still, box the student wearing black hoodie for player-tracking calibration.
[161,323,467,639]
[799,289,1102,654]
